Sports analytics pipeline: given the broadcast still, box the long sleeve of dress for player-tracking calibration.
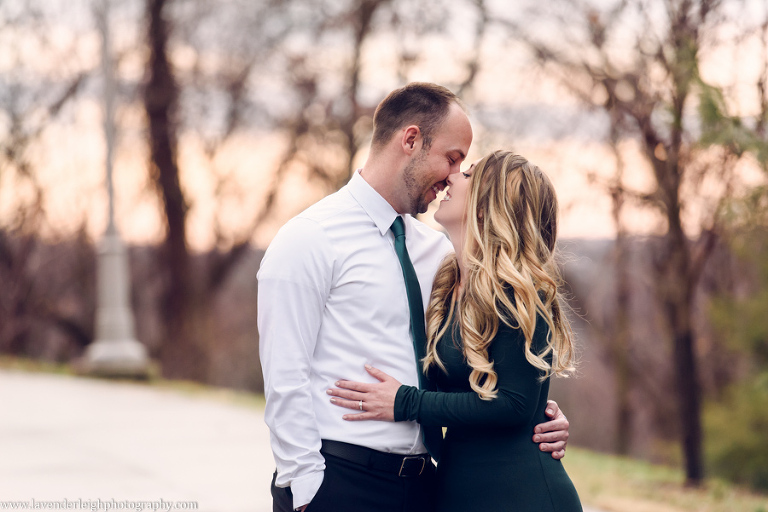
[394,317,550,429]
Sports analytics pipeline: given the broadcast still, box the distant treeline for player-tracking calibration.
[0,229,265,391]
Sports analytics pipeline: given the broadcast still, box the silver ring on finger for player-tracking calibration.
[358,400,363,411]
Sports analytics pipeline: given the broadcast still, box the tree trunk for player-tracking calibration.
[665,213,704,484]
[144,0,207,381]
[652,126,703,483]
[613,232,633,455]
[340,0,389,183]
[607,127,633,455]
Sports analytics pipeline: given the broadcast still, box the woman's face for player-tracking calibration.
[434,159,479,232]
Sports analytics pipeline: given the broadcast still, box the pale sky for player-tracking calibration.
[1,0,766,251]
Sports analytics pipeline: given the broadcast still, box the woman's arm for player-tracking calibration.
[395,320,548,428]
[330,319,549,429]
[328,319,570,458]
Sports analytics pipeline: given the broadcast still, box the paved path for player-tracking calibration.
[0,370,604,512]
[0,371,273,512]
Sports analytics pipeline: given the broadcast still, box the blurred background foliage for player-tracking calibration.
[707,189,768,490]
[1,0,767,494]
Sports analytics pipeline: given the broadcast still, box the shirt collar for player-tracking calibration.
[348,169,402,236]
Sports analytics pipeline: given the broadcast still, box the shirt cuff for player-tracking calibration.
[291,470,324,510]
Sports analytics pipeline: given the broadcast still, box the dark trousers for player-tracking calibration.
[271,443,436,512]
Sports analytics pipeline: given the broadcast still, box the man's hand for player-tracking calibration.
[533,400,569,459]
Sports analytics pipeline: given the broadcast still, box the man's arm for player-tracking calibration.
[258,218,333,510]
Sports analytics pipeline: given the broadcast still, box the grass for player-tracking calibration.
[564,447,768,512]
[3,355,767,511]
[0,354,75,375]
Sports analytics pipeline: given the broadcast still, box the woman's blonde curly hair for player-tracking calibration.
[423,150,575,400]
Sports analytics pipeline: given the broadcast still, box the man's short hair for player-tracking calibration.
[371,83,461,150]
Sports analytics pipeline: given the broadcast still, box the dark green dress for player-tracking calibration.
[394,312,582,512]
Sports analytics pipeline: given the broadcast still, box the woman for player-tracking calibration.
[328,150,582,511]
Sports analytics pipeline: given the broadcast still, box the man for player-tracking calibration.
[258,83,570,512]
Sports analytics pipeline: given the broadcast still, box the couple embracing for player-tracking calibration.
[258,83,582,512]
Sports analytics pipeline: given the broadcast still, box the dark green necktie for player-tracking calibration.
[390,216,442,460]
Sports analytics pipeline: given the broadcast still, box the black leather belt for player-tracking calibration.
[321,440,429,477]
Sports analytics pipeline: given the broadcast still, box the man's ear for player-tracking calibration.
[401,125,421,153]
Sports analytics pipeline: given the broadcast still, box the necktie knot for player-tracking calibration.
[390,216,405,239]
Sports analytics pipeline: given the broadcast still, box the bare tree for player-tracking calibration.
[0,0,91,359]
[137,0,489,380]
[586,131,635,455]
[142,0,202,379]
[0,0,493,380]
[496,0,768,484]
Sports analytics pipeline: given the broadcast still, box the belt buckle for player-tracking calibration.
[398,455,426,477]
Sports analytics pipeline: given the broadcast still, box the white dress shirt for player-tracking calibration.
[258,170,453,509]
